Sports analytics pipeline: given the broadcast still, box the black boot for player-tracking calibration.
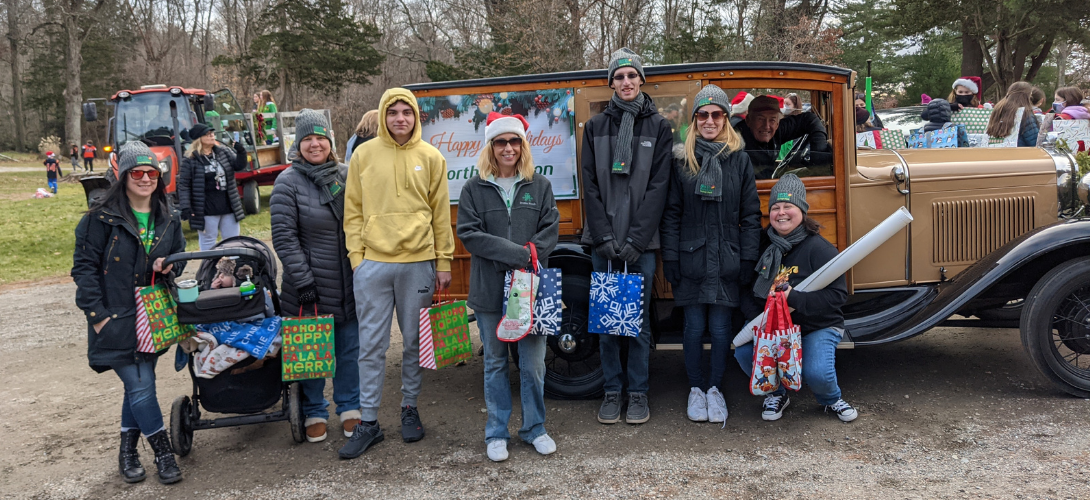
[118,429,145,483]
[146,430,182,484]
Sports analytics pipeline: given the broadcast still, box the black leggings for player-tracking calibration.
[84,158,93,171]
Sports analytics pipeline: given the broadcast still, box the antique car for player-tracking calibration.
[405,61,1090,399]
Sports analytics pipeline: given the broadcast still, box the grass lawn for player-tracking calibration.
[0,168,272,285]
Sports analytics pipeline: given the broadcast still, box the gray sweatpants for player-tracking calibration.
[354,260,436,422]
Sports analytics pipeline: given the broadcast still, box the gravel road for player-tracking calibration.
[2,279,1088,499]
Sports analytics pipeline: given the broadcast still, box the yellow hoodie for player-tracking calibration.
[344,88,454,271]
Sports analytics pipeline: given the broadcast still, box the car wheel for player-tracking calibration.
[543,273,605,400]
[242,180,260,215]
[1020,257,1090,397]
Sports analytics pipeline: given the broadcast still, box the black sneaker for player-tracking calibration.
[597,391,622,424]
[625,392,650,424]
[338,421,384,459]
[761,394,790,421]
[401,406,425,443]
[824,399,859,422]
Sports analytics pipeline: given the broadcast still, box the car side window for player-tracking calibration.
[722,88,835,179]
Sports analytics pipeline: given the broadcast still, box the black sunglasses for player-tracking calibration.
[612,73,641,82]
[492,137,523,148]
[695,110,725,121]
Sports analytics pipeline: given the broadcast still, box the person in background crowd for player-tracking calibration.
[260,90,279,143]
[44,152,61,194]
[1052,87,1089,120]
[734,174,857,424]
[582,48,672,426]
[921,94,933,105]
[736,95,832,176]
[252,93,261,113]
[72,142,187,485]
[664,103,686,142]
[920,98,954,131]
[457,112,560,462]
[70,144,81,173]
[340,88,455,459]
[782,93,803,116]
[344,110,378,164]
[986,82,1039,147]
[1031,87,1046,114]
[178,123,247,250]
[82,140,97,172]
[949,77,982,110]
[271,110,362,447]
[855,107,881,133]
[660,84,761,425]
[854,93,883,129]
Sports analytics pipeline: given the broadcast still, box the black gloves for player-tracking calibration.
[234,141,249,169]
[663,261,681,286]
[618,242,641,263]
[296,284,319,305]
[594,241,620,261]
[740,260,757,287]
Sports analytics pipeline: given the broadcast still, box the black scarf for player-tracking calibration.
[609,92,646,175]
[292,158,344,220]
[752,225,808,298]
[693,138,727,201]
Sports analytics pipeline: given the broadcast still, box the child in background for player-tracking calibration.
[44,152,61,194]
[82,141,97,172]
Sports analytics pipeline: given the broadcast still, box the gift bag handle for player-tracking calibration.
[298,304,319,318]
[526,242,540,273]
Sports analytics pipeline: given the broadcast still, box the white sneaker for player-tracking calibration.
[531,434,557,455]
[486,440,508,462]
[825,399,859,422]
[687,387,708,422]
[706,386,728,424]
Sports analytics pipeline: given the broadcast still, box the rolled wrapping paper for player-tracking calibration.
[732,206,914,347]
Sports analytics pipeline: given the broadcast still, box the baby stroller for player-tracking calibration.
[162,236,305,456]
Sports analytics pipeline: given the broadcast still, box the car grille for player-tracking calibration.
[932,196,1035,264]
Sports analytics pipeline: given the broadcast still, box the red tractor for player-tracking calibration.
[81,85,330,213]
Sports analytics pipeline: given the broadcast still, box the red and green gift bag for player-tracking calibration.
[418,297,472,370]
[281,307,336,381]
[134,279,195,353]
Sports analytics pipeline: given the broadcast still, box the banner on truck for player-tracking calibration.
[416,89,579,203]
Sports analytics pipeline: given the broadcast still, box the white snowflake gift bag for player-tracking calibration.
[588,262,644,337]
[502,253,563,337]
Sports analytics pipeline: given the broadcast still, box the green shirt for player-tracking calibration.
[131,209,155,253]
[261,102,278,131]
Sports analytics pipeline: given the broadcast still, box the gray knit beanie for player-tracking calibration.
[607,48,645,85]
[768,173,809,214]
[294,109,331,141]
[692,84,732,119]
[118,141,157,178]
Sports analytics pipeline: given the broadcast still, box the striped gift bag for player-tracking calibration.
[134,276,194,353]
[418,294,472,370]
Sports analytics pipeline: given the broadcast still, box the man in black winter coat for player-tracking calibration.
[735,95,834,179]
[581,48,672,426]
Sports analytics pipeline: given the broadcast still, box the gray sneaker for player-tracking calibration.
[597,391,622,424]
[626,392,650,424]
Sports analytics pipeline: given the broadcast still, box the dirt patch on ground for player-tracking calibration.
[2,280,1089,499]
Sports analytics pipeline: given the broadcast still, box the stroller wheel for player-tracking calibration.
[170,396,195,456]
[287,383,305,443]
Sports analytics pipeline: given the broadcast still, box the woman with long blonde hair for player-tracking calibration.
[660,84,762,425]
[345,109,379,164]
[457,112,560,463]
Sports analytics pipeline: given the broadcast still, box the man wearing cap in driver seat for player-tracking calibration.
[734,95,832,179]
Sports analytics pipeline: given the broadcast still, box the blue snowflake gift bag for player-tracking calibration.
[502,244,563,336]
[588,262,645,337]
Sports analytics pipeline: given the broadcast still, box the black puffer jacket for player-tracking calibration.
[580,92,673,251]
[660,144,762,307]
[72,198,186,372]
[270,163,355,322]
[178,144,246,230]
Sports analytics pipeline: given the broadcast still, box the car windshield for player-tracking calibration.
[114,93,195,147]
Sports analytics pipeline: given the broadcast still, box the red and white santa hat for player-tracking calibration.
[484,112,530,143]
[952,76,983,101]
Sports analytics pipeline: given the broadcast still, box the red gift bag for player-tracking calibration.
[749,291,802,395]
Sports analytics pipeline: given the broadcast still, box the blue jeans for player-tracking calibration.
[734,327,844,405]
[47,179,57,193]
[113,359,165,436]
[682,304,732,390]
[592,250,656,394]
[476,311,548,444]
[301,318,361,419]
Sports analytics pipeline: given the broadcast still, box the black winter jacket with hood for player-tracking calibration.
[270,163,356,322]
[660,144,762,307]
[580,92,673,252]
[178,144,246,230]
[457,174,560,313]
[72,198,186,372]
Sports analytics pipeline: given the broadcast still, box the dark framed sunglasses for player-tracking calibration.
[492,137,523,148]
[695,110,725,121]
[612,73,640,82]
[129,169,161,180]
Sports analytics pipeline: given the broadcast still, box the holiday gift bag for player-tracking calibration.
[768,291,803,391]
[749,293,782,396]
[877,129,907,149]
[134,274,195,353]
[502,243,564,336]
[281,306,335,381]
[498,244,540,342]
[855,131,878,149]
[951,108,991,134]
[588,262,645,337]
[418,294,473,370]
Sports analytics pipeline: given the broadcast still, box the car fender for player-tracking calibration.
[857,218,1090,345]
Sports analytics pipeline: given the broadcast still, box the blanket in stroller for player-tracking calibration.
[181,317,283,379]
